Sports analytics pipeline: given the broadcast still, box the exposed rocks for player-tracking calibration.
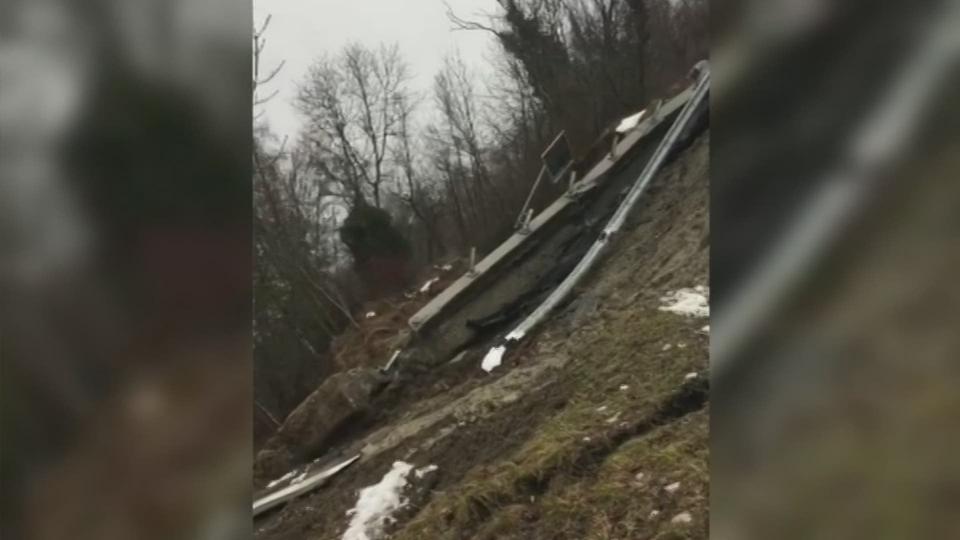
[254,368,388,483]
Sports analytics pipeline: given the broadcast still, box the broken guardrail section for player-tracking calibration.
[482,61,711,372]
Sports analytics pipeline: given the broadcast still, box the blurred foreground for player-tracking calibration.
[0,1,252,539]
[712,0,960,537]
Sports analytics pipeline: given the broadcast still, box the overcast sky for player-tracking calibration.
[253,0,501,143]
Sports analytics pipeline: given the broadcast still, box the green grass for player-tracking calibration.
[394,307,708,540]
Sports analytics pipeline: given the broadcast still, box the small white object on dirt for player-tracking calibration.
[419,277,440,294]
[619,384,630,391]
[664,481,681,493]
[606,413,621,424]
[701,325,710,333]
[441,264,453,272]
[659,287,709,318]
[596,405,609,413]
[649,510,661,519]
[415,464,438,479]
[481,345,506,373]
[266,469,298,489]
[677,342,687,349]
[342,461,415,540]
[684,372,698,381]
[365,311,376,319]
[634,472,646,482]
[671,511,693,524]
[662,343,673,351]
[582,436,592,442]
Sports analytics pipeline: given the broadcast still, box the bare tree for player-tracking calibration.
[296,42,413,209]
[253,15,286,122]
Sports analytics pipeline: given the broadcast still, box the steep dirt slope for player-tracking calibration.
[255,132,709,540]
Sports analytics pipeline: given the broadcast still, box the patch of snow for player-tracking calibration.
[664,481,681,493]
[659,287,709,318]
[415,465,438,479]
[650,510,661,519]
[441,264,453,272]
[596,405,608,413]
[481,345,506,373]
[419,277,440,294]
[684,372,698,381]
[582,436,592,442]
[619,384,630,391]
[606,413,621,424]
[266,469,298,489]
[365,311,376,319]
[671,511,693,524]
[701,325,710,333]
[342,461,415,540]
[662,343,673,351]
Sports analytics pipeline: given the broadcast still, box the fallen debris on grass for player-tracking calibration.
[659,286,709,318]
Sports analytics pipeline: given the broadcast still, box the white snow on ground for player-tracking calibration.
[342,461,415,540]
[672,511,693,524]
[266,469,298,489]
[419,277,440,294]
[481,345,506,373]
[415,464,438,479]
[659,287,709,318]
[365,311,376,319]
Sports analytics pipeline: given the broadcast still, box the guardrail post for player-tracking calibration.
[467,247,478,278]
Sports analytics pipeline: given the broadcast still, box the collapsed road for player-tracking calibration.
[253,62,711,522]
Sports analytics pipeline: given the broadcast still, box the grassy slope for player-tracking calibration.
[394,133,710,540]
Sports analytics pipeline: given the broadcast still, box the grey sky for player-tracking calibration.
[253,0,501,143]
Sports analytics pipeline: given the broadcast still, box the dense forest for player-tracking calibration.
[253,0,707,441]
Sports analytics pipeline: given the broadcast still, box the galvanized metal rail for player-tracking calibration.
[253,454,360,517]
[485,64,711,362]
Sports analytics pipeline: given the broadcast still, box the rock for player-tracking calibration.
[255,368,388,481]
[253,448,293,484]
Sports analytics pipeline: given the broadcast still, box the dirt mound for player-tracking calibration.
[329,261,464,373]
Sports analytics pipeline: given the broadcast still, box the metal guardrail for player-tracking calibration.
[253,454,360,517]
[485,63,711,359]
